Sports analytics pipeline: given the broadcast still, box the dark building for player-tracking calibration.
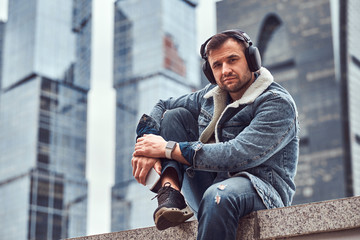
[216,0,359,204]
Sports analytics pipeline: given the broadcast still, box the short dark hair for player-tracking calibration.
[205,32,246,58]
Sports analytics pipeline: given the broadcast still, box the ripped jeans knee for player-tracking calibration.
[196,177,266,240]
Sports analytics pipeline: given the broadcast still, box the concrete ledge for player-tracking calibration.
[240,196,360,239]
[68,196,360,240]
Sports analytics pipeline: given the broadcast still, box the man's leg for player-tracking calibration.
[197,177,267,240]
[157,108,218,215]
[157,107,199,190]
[153,108,200,230]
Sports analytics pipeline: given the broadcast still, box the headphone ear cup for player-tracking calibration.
[202,61,216,84]
[245,46,262,72]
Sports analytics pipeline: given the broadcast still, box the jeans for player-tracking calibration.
[158,108,267,240]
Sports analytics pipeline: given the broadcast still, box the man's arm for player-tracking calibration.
[134,134,190,165]
[131,86,212,185]
[134,92,298,175]
[190,94,298,172]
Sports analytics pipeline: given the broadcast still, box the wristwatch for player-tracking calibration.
[165,141,177,159]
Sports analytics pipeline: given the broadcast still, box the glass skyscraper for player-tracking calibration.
[111,0,200,231]
[216,0,359,204]
[0,0,92,239]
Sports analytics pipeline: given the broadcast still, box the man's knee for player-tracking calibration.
[202,182,235,207]
[161,107,193,126]
[160,108,198,141]
[201,178,258,211]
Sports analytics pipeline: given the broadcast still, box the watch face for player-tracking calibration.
[166,141,176,149]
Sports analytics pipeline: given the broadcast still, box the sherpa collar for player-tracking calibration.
[199,67,274,143]
[203,67,274,106]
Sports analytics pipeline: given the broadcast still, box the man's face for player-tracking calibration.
[208,38,254,101]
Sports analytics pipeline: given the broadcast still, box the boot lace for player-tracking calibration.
[151,182,172,201]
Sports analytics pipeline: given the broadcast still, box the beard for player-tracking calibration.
[219,71,253,94]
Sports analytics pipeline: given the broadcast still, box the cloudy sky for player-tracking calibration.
[0,0,217,235]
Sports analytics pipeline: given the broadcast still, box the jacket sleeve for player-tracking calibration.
[190,93,298,172]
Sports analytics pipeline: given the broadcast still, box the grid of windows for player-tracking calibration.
[28,170,64,240]
[73,0,92,90]
[113,8,133,86]
[37,77,88,178]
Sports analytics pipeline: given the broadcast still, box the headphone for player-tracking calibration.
[200,29,262,84]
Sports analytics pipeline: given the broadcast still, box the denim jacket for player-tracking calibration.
[137,67,299,209]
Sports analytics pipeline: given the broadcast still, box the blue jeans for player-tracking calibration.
[158,108,266,240]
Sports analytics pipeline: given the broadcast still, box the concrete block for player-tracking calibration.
[67,196,360,240]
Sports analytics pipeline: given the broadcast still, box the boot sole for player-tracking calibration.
[154,205,194,230]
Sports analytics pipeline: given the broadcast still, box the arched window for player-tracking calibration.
[257,14,282,58]
[257,13,295,70]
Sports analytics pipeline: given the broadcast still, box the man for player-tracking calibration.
[132,29,299,240]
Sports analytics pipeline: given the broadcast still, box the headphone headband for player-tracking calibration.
[200,29,252,60]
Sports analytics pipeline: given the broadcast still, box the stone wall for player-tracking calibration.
[68,196,360,240]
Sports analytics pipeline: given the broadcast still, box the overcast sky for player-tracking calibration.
[0,0,217,235]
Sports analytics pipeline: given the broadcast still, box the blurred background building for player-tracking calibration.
[216,0,360,204]
[0,0,92,239]
[111,0,360,231]
[0,21,3,104]
[111,0,200,231]
[344,0,360,197]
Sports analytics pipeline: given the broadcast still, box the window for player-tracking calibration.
[35,211,48,239]
[38,153,49,164]
[52,214,62,239]
[37,179,50,207]
[355,134,360,145]
[53,182,64,210]
[351,55,360,69]
[39,128,50,144]
[257,13,282,57]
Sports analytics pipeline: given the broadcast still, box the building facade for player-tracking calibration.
[216,0,359,204]
[0,0,92,239]
[111,0,200,231]
[0,20,4,104]
[345,0,360,195]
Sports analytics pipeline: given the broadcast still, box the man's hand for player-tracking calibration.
[133,134,190,184]
[134,134,167,158]
[131,155,162,185]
